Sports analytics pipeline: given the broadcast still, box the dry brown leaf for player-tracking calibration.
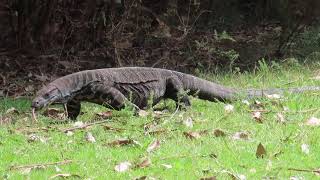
[252,111,263,123]
[232,131,249,140]
[43,108,65,119]
[113,40,132,49]
[107,139,139,147]
[147,139,160,153]
[49,173,81,179]
[137,158,152,168]
[96,111,113,119]
[213,129,226,137]
[145,129,167,135]
[103,125,124,132]
[5,107,19,114]
[183,131,201,139]
[34,74,49,82]
[114,161,132,172]
[256,143,267,158]
[27,134,48,143]
[305,117,320,126]
[200,176,217,180]
[135,176,156,180]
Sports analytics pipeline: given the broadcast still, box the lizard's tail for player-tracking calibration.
[177,73,320,102]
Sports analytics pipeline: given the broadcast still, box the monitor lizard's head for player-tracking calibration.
[31,85,63,110]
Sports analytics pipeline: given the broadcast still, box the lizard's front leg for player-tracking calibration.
[165,76,191,108]
[66,99,81,120]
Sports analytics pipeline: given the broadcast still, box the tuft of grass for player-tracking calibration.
[1,63,320,179]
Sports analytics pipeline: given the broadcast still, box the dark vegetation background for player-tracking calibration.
[0,0,320,97]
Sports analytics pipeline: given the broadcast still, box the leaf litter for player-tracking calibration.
[147,139,161,153]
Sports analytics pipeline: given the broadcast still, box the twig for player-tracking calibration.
[288,167,320,174]
[9,159,72,171]
[61,119,110,133]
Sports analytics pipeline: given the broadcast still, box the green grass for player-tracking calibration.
[1,63,320,179]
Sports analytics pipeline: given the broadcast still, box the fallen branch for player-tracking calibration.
[9,159,72,171]
[61,120,110,133]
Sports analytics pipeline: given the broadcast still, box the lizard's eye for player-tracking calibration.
[43,93,50,98]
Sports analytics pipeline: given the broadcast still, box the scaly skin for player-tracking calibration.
[31,67,320,120]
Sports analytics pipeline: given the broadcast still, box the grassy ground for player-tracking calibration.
[1,62,320,179]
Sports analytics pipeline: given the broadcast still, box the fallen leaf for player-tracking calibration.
[137,158,152,168]
[224,104,234,113]
[49,173,81,179]
[183,117,193,128]
[134,176,156,180]
[289,176,303,180]
[213,129,226,137]
[27,134,48,143]
[183,131,201,139]
[96,111,113,119]
[43,108,65,119]
[5,107,19,114]
[238,174,247,180]
[138,110,149,117]
[107,139,139,147]
[114,161,132,172]
[55,166,61,172]
[314,168,320,176]
[266,94,281,100]
[145,129,168,135]
[301,144,310,154]
[200,176,217,180]
[256,143,266,158]
[65,131,74,136]
[161,164,172,169]
[34,74,49,82]
[232,131,249,140]
[147,139,160,153]
[103,125,124,132]
[305,117,320,126]
[276,113,286,123]
[24,85,34,92]
[252,111,263,123]
[242,100,250,105]
[73,121,84,127]
[85,132,96,143]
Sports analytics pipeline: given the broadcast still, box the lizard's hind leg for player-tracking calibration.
[92,84,128,110]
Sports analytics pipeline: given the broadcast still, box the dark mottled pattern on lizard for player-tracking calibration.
[31,67,320,120]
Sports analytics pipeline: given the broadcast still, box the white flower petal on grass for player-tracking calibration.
[183,117,193,128]
[305,117,320,126]
[85,132,96,143]
[224,104,234,113]
[301,144,310,154]
[66,131,74,136]
[242,100,250,105]
[114,161,132,172]
[161,164,172,169]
